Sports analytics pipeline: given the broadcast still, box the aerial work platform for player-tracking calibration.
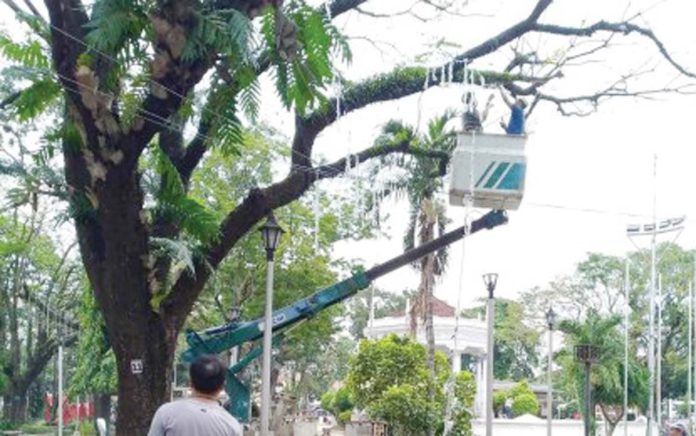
[449,132,527,210]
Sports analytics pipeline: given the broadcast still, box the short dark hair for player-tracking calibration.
[189,355,226,395]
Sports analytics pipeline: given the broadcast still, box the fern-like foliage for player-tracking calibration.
[263,2,352,115]
[182,7,253,64]
[0,34,50,69]
[154,148,220,245]
[85,0,151,58]
[11,79,62,121]
[0,33,63,121]
[149,236,197,278]
[236,64,262,122]
[203,80,245,156]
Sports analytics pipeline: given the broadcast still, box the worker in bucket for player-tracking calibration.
[462,91,494,132]
[498,86,527,135]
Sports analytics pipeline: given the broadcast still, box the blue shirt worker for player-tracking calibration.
[499,87,527,135]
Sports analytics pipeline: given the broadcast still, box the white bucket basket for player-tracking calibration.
[449,132,527,210]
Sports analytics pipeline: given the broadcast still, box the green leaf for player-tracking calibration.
[10,79,62,121]
[0,34,49,69]
[154,148,220,244]
[85,0,150,55]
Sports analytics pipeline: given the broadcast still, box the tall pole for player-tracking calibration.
[692,259,696,433]
[689,281,693,432]
[260,256,276,436]
[584,361,592,436]
[547,326,553,436]
[647,154,657,436]
[58,322,63,436]
[657,274,662,429]
[486,284,495,436]
[624,259,630,436]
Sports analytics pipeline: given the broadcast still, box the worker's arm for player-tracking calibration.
[498,86,513,109]
[480,94,494,123]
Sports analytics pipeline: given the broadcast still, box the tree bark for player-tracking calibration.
[77,165,176,435]
[2,390,27,424]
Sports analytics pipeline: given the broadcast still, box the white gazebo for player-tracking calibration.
[364,296,489,417]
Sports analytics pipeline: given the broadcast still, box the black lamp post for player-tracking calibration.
[575,344,599,436]
[259,213,284,436]
[482,272,498,436]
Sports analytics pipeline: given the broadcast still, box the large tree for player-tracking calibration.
[462,298,540,381]
[1,0,694,433]
[0,203,79,424]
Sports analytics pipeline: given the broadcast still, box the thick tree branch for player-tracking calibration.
[314,140,449,180]
[162,137,450,324]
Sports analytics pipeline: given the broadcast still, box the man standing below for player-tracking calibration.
[148,355,243,436]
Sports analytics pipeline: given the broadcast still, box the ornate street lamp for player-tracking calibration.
[259,214,284,436]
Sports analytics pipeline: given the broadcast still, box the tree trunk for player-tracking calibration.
[599,404,622,436]
[109,304,174,435]
[417,199,437,436]
[583,362,593,436]
[2,387,28,424]
[70,161,177,435]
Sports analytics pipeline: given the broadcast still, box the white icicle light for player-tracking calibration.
[313,189,320,250]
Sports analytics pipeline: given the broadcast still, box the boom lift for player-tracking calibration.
[182,209,508,422]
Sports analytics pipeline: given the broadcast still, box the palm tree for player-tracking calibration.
[558,309,648,436]
[374,112,457,431]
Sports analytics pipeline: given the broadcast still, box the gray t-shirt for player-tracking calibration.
[148,398,243,436]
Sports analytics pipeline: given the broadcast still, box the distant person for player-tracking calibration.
[148,355,242,436]
[669,423,689,436]
[498,86,527,135]
[462,92,494,132]
[503,397,513,418]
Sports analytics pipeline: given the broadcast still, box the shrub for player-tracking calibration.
[512,393,539,416]
[338,410,352,425]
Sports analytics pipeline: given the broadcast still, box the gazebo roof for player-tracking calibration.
[390,296,456,318]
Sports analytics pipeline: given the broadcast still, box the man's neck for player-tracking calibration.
[191,390,220,403]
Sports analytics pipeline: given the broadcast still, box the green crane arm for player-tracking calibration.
[182,209,508,421]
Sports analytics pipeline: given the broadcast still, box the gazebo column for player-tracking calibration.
[452,352,462,373]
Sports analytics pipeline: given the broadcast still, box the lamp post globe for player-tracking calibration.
[260,213,285,259]
[482,273,499,298]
